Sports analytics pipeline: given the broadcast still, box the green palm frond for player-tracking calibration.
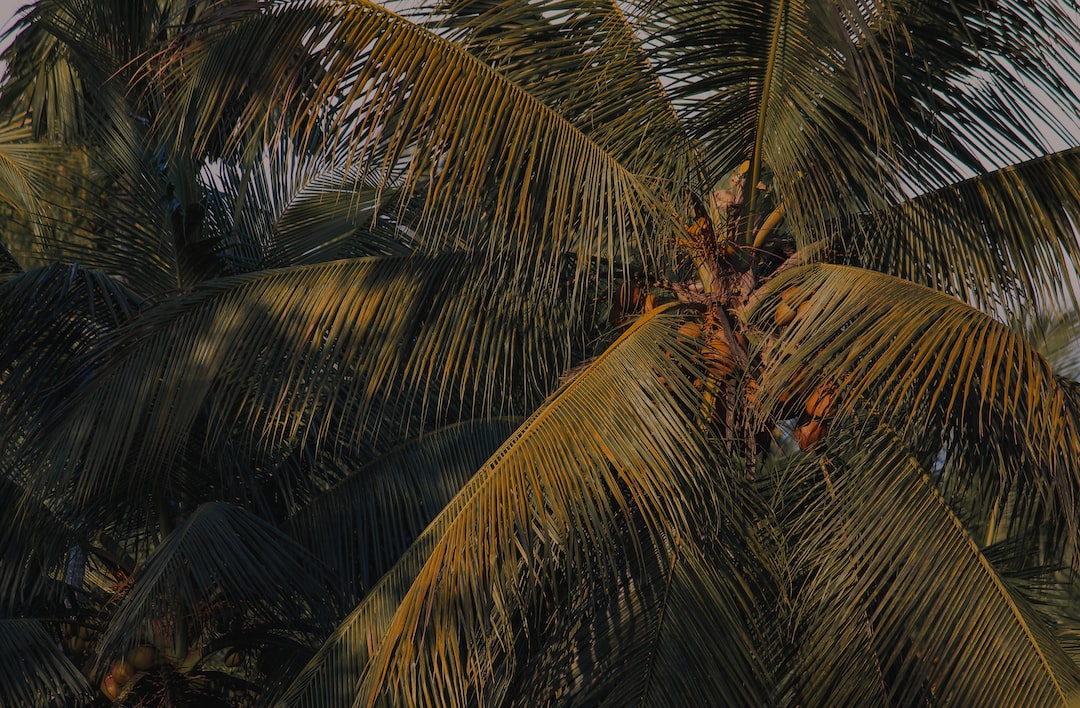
[93,502,342,674]
[214,144,414,271]
[3,0,1080,703]
[859,0,1080,187]
[17,253,580,510]
[750,264,1079,473]
[0,263,139,407]
[151,0,682,280]
[0,619,92,707]
[288,418,520,602]
[863,147,1080,312]
[0,119,98,271]
[280,305,729,706]
[776,427,1080,705]
[746,264,1080,573]
[427,0,695,190]
[0,1,245,293]
[638,0,902,239]
[0,118,61,213]
[505,529,776,706]
[1024,308,1080,382]
[0,1,89,140]
[0,473,79,615]
[0,265,140,612]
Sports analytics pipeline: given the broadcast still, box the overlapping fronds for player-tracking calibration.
[1026,309,1080,382]
[17,253,577,510]
[0,474,80,615]
[870,0,1080,186]
[748,264,1080,533]
[863,147,1080,313]
[280,306,734,706]
[0,619,92,707]
[2,0,1080,704]
[149,0,681,282]
[775,427,1080,705]
[426,0,695,190]
[634,0,1080,251]
[751,264,1079,459]
[510,532,775,706]
[0,263,139,410]
[288,418,520,601]
[0,118,65,217]
[93,502,342,672]
[634,0,903,240]
[0,267,140,609]
[212,144,414,271]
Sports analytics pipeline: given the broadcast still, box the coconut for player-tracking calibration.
[678,321,703,340]
[111,659,135,686]
[805,385,838,418]
[127,644,158,671]
[795,420,827,450]
[773,302,796,326]
[101,675,120,701]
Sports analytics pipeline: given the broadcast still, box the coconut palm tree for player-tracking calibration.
[4,0,1080,705]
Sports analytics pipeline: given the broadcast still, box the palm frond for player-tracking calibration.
[1024,308,1080,382]
[0,263,139,411]
[0,265,142,612]
[288,418,521,602]
[777,426,1080,705]
[637,0,903,240]
[0,473,80,615]
[211,143,414,271]
[872,0,1080,187]
[748,264,1080,522]
[505,530,776,707]
[151,0,681,281]
[280,305,730,706]
[425,0,696,190]
[862,147,1080,313]
[93,502,342,674]
[0,619,93,707]
[0,118,62,216]
[17,253,579,511]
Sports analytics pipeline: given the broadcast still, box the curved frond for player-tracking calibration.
[744,264,1080,630]
[0,263,139,411]
[0,619,92,707]
[427,0,695,190]
[778,427,1080,705]
[214,144,414,271]
[0,119,58,216]
[94,502,342,672]
[0,265,142,613]
[0,474,79,616]
[152,0,681,279]
[1025,308,1080,382]
[638,0,902,240]
[18,253,578,510]
[748,264,1080,517]
[640,0,1080,249]
[506,531,776,707]
[864,147,1080,312]
[280,305,728,706]
[288,418,520,602]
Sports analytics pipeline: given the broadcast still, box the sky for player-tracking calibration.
[0,0,24,51]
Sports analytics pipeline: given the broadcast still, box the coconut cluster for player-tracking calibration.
[100,645,158,701]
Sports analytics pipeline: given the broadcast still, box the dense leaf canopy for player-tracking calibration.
[2,0,1080,706]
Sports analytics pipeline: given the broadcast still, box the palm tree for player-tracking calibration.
[4,0,1080,705]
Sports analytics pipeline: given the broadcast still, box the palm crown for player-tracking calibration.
[3,0,1080,705]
